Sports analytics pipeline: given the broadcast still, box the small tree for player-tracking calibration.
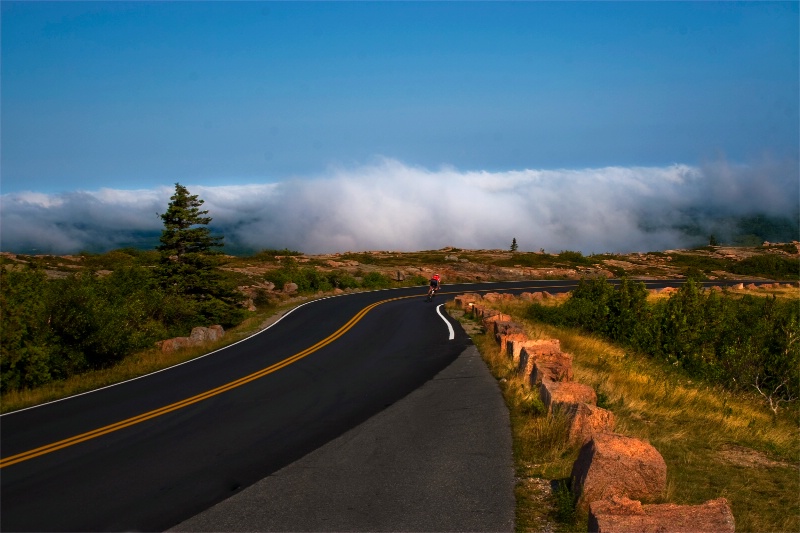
[510,238,519,252]
[709,234,719,246]
[157,183,243,325]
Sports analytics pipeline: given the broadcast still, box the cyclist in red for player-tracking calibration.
[427,274,441,300]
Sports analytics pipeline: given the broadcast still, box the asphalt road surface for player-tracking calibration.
[0,279,747,531]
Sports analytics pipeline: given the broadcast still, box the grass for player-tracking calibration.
[450,296,800,533]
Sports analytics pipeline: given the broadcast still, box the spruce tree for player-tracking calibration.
[157,183,242,325]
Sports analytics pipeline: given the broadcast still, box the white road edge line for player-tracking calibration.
[435,304,455,340]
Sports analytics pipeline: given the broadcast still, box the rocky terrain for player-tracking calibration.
[2,241,798,308]
[222,242,800,298]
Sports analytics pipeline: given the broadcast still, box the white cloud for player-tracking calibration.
[1,158,797,255]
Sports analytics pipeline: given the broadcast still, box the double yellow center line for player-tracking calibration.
[1,297,397,469]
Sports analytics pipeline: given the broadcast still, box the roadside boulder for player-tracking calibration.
[531,352,574,385]
[500,331,528,358]
[565,403,616,446]
[482,312,511,332]
[283,282,299,293]
[454,293,482,309]
[159,336,192,353]
[539,380,596,413]
[159,325,225,353]
[517,339,562,378]
[494,321,525,346]
[589,496,735,533]
[571,433,667,512]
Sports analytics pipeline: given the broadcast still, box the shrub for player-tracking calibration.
[360,272,392,289]
[731,255,800,279]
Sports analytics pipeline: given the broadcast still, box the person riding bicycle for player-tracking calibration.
[428,274,441,297]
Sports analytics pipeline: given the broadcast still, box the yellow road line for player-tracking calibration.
[1,297,398,469]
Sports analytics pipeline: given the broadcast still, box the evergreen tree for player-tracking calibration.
[157,183,243,325]
[158,183,223,260]
[510,237,519,252]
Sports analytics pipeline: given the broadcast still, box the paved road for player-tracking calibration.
[170,344,516,532]
[3,281,539,531]
[1,279,748,531]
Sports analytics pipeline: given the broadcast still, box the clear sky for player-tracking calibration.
[1,1,798,254]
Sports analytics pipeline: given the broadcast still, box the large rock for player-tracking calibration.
[283,282,299,293]
[159,336,192,353]
[482,312,511,332]
[207,325,225,342]
[500,330,530,358]
[506,336,532,364]
[494,320,524,345]
[539,380,596,412]
[160,325,225,353]
[531,352,574,385]
[566,403,616,446]
[571,433,667,512]
[588,496,735,533]
[517,339,561,377]
[454,293,482,309]
[470,305,488,318]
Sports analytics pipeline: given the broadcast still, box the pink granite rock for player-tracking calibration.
[571,433,667,512]
[589,496,735,533]
[539,380,597,412]
[530,352,574,385]
[565,403,616,446]
[517,339,562,378]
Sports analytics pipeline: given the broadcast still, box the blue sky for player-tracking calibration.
[1,1,798,254]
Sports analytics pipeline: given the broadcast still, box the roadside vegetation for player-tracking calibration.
[527,278,799,406]
[452,284,799,532]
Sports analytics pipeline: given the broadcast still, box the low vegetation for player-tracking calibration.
[452,286,799,532]
[527,278,799,406]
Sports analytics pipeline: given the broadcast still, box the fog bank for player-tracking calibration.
[2,158,797,255]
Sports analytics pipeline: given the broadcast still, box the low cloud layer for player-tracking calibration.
[2,158,797,255]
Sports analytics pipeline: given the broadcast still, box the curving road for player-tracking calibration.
[0,279,745,531]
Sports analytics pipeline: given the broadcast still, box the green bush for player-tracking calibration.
[0,267,58,391]
[526,278,799,402]
[252,248,303,261]
[0,262,247,394]
[731,255,800,279]
[360,272,392,289]
[556,250,596,266]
